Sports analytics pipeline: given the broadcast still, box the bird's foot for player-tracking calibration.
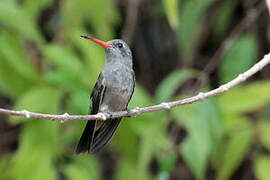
[106,111,114,119]
[125,108,132,117]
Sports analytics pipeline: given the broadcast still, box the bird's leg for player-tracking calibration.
[125,108,132,117]
[106,111,114,119]
[100,106,115,119]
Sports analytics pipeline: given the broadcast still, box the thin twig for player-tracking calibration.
[0,53,270,122]
[203,2,266,76]
[190,2,266,92]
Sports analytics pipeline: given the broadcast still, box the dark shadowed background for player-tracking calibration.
[0,0,270,179]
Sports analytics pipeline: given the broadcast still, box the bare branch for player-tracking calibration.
[0,52,269,122]
[190,1,266,93]
[202,2,266,75]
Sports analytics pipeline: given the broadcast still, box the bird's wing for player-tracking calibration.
[127,70,135,104]
[89,73,106,114]
[90,70,135,153]
[75,73,106,154]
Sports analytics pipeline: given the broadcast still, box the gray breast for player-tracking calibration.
[100,66,134,112]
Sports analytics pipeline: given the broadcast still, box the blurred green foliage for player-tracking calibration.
[0,0,269,180]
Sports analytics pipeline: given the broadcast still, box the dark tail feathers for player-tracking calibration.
[75,120,96,154]
[75,118,121,154]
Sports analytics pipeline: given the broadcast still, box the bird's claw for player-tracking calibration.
[106,111,114,119]
[126,108,132,117]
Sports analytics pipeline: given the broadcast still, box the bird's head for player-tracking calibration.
[80,36,132,67]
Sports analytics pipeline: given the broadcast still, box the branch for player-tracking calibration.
[0,53,269,122]
[202,2,266,76]
[190,1,266,93]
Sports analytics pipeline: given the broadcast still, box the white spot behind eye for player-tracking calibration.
[117,43,123,48]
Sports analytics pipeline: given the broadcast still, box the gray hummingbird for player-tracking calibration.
[75,36,135,154]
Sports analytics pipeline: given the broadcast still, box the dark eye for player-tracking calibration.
[117,43,123,48]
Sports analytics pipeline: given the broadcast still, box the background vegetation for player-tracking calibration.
[0,0,269,179]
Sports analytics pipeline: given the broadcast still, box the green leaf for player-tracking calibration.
[71,29,106,82]
[222,113,249,132]
[158,152,177,179]
[45,70,85,90]
[116,159,150,180]
[215,0,236,38]
[138,119,168,172]
[217,126,252,180]
[19,120,60,155]
[257,121,270,151]
[11,86,61,152]
[255,155,270,180]
[162,0,179,28]
[172,98,223,180]
[22,0,53,20]
[116,120,139,163]
[0,54,35,99]
[128,85,169,172]
[0,30,39,98]
[155,69,199,102]
[218,80,270,114]
[10,86,61,123]
[178,0,214,58]
[63,155,101,180]
[61,0,118,41]
[219,34,257,83]
[128,85,156,135]
[83,0,119,39]
[0,1,43,44]
[0,30,40,81]
[68,89,90,115]
[11,87,61,180]
[0,157,11,179]
[44,45,83,75]
[13,147,56,180]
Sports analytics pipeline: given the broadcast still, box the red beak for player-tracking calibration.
[80,35,112,48]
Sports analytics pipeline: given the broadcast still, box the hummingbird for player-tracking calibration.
[75,36,135,154]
